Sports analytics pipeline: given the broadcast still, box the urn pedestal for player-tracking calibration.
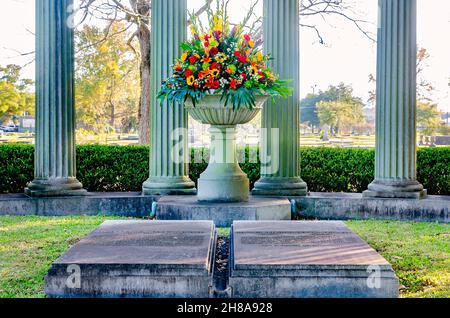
[185,95,267,203]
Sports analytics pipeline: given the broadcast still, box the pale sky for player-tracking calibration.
[0,0,449,111]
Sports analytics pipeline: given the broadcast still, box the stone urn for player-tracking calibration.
[185,95,267,202]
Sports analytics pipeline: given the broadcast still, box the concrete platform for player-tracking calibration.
[1,192,448,223]
[45,220,216,298]
[229,221,399,298]
[0,192,158,217]
[156,195,292,227]
[294,192,449,223]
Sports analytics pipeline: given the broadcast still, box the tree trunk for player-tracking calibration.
[138,28,151,144]
[130,0,151,145]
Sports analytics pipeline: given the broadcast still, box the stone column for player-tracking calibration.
[26,0,86,197]
[142,0,196,195]
[252,0,308,196]
[364,0,426,199]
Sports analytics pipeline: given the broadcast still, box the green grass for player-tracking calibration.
[0,216,448,298]
[0,216,127,298]
[347,220,450,298]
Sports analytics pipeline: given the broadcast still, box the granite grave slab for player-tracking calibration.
[229,221,399,298]
[45,220,216,298]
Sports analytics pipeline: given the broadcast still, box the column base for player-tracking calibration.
[142,176,196,196]
[252,177,308,197]
[363,180,427,199]
[25,178,87,197]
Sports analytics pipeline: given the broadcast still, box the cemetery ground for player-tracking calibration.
[0,216,448,298]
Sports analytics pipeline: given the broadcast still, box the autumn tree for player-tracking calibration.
[75,22,140,134]
[317,99,365,135]
[417,101,443,136]
[301,82,365,131]
[0,64,34,124]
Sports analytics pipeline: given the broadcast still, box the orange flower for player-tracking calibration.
[230,79,238,90]
[202,57,212,63]
[180,52,188,62]
[198,70,210,79]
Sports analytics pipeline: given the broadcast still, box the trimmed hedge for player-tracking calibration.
[0,144,448,195]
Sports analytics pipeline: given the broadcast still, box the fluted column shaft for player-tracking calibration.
[26,0,86,197]
[253,0,307,196]
[142,0,196,195]
[364,0,426,199]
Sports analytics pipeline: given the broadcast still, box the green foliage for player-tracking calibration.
[300,147,375,192]
[0,64,35,122]
[417,148,450,196]
[0,145,448,195]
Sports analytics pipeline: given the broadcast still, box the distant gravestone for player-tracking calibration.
[229,221,399,298]
[45,221,216,298]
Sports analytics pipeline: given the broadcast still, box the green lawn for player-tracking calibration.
[0,216,448,298]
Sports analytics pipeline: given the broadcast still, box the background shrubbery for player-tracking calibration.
[0,144,448,195]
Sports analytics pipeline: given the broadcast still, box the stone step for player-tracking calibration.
[156,195,292,227]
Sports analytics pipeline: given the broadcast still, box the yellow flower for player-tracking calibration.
[215,53,227,63]
[190,25,197,36]
[248,40,255,48]
[256,51,264,62]
[213,16,223,32]
[211,69,220,78]
[181,52,188,62]
[186,76,195,86]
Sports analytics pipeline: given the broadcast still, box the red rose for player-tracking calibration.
[212,81,220,89]
[185,69,193,77]
[241,73,247,80]
[209,47,219,56]
[211,62,221,70]
[238,56,248,64]
[189,55,198,64]
[234,51,241,57]
[244,34,251,42]
[204,41,210,47]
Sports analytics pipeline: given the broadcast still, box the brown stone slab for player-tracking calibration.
[45,221,216,298]
[232,221,390,268]
[55,220,214,268]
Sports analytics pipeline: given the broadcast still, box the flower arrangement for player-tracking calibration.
[157,8,292,109]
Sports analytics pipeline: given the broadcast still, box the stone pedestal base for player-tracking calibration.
[198,175,249,203]
[197,125,250,203]
[157,195,292,227]
[363,180,427,199]
[252,177,308,196]
[25,178,87,197]
[142,176,196,196]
